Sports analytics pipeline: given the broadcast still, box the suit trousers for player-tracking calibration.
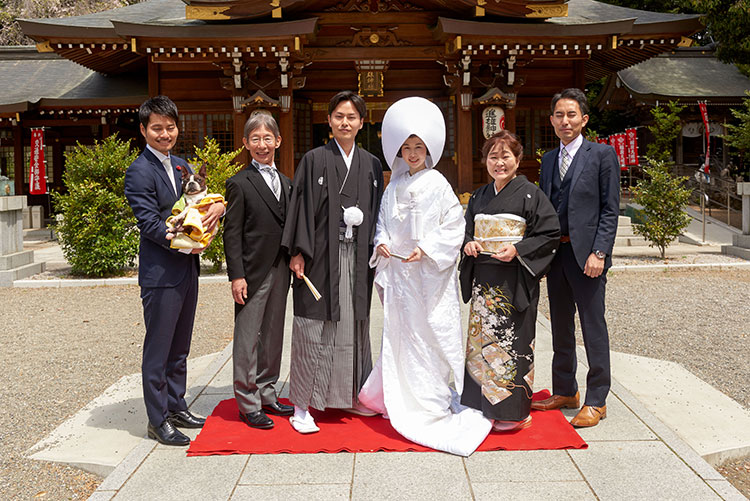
[140,261,199,427]
[233,259,289,414]
[546,243,611,407]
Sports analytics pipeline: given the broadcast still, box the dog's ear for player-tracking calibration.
[198,163,207,179]
[182,164,192,179]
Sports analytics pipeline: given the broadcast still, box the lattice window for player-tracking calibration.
[23,146,53,184]
[435,99,456,159]
[174,113,233,158]
[294,102,312,161]
[534,109,557,153]
[0,146,14,180]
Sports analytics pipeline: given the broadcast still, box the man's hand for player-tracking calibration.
[492,244,518,263]
[464,241,483,257]
[290,253,305,279]
[231,277,248,305]
[189,231,216,254]
[584,252,605,278]
[376,243,391,258]
[201,202,225,233]
[404,247,423,263]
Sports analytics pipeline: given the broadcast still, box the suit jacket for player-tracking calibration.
[223,164,292,299]
[539,138,620,271]
[124,148,199,288]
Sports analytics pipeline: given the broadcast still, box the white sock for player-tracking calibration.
[294,406,315,424]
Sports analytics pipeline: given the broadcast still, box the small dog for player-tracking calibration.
[166,163,208,238]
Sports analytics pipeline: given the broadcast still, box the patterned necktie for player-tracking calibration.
[163,157,177,195]
[260,165,280,200]
[559,147,571,182]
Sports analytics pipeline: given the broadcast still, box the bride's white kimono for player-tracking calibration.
[359,167,492,456]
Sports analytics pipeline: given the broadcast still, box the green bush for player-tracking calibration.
[187,137,243,272]
[52,135,139,277]
[631,158,692,258]
[646,101,685,163]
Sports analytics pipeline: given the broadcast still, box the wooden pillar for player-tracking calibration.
[456,95,473,193]
[13,122,23,196]
[234,111,249,167]
[279,94,294,179]
[505,106,516,134]
[147,59,159,97]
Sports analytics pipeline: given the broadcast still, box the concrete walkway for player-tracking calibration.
[75,305,746,501]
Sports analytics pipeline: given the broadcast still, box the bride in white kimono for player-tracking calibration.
[358,97,492,456]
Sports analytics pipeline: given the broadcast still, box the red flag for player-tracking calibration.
[625,128,639,166]
[29,128,47,195]
[698,102,710,173]
[610,134,627,170]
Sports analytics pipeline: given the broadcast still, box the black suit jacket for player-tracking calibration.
[223,164,292,299]
[539,138,620,271]
[125,148,199,288]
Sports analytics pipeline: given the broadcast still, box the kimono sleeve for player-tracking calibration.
[418,181,466,271]
[514,186,561,279]
[281,153,317,260]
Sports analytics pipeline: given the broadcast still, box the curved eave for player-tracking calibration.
[17,19,117,41]
[630,16,702,36]
[111,16,318,39]
[436,16,635,39]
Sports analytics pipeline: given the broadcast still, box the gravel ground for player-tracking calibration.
[2,262,749,499]
[0,283,234,500]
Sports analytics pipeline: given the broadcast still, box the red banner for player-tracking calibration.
[610,134,627,170]
[29,128,47,195]
[625,128,639,166]
[597,137,608,145]
[698,102,710,173]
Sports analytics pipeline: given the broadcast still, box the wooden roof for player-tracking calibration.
[18,0,701,82]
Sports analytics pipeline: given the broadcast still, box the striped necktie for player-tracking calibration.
[260,165,280,200]
[559,147,571,181]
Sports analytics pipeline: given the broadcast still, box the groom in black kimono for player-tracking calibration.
[281,90,384,433]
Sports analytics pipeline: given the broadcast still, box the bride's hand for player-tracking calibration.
[376,244,391,258]
[405,247,423,262]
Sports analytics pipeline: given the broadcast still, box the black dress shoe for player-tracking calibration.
[168,410,206,429]
[262,401,294,416]
[147,420,190,446]
[240,410,274,429]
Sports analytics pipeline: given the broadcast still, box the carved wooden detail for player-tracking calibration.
[325,0,421,12]
[337,27,411,47]
[525,4,568,18]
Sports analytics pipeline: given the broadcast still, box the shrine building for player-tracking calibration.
[1,0,703,208]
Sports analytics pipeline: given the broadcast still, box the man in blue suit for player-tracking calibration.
[532,88,620,428]
[125,95,224,445]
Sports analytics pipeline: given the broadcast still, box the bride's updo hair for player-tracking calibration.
[481,130,523,164]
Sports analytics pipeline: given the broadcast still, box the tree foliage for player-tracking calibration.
[52,135,139,277]
[631,159,692,258]
[187,138,243,273]
[724,91,750,156]
[646,101,686,163]
[0,0,140,45]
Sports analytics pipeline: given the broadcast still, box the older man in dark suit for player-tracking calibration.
[533,88,620,428]
[223,112,293,430]
[125,95,224,445]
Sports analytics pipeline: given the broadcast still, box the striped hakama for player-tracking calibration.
[289,238,373,410]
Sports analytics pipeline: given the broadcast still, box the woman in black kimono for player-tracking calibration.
[459,131,560,432]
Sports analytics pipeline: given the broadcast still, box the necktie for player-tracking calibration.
[559,147,571,182]
[260,165,280,200]
[163,157,177,195]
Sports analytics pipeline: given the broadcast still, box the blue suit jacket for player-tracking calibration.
[124,148,199,288]
[539,138,620,271]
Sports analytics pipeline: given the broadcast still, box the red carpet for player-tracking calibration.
[187,390,586,456]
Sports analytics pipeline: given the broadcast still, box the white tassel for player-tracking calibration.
[343,206,364,239]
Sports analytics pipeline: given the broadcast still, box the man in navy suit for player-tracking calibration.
[532,88,620,428]
[125,95,224,445]
[223,112,294,430]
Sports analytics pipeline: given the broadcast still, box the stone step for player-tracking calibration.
[721,245,750,260]
[0,249,35,270]
[614,235,651,247]
[0,261,45,287]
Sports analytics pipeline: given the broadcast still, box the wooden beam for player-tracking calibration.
[233,111,248,169]
[278,97,294,179]
[455,98,473,194]
[148,59,159,96]
[13,123,23,196]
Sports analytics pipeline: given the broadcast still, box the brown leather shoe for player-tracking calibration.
[570,405,607,427]
[530,391,580,411]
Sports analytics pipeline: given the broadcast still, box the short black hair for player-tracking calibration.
[139,95,179,127]
[550,88,589,116]
[328,90,367,120]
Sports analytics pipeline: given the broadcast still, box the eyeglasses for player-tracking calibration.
[249,136,276,146]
